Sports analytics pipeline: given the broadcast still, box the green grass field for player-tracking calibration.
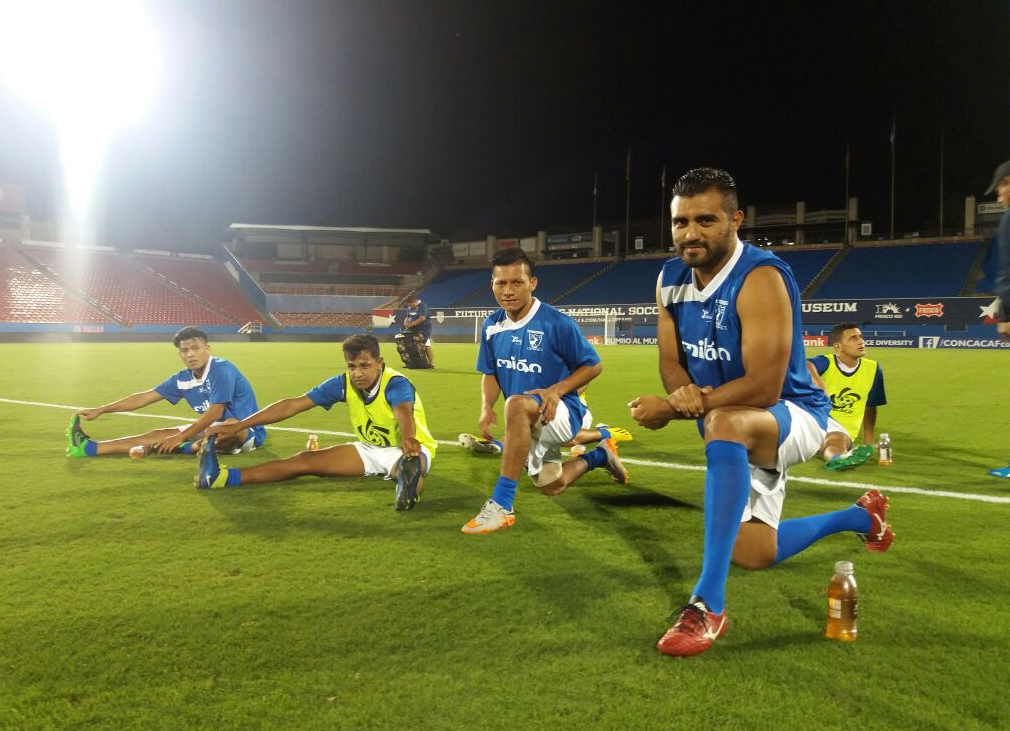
[2,342,1009,730]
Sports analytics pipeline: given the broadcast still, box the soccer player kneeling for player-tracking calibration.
[460,249,627,535]
[197,334,436,511]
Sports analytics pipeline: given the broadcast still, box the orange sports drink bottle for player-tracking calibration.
[826,560,857,642]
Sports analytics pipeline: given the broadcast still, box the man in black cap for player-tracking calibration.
[986,160,1010,478]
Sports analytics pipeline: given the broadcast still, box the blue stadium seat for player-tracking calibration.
[975,237,998,293]
[563,258,666,305]
[772,248,837,291]
[415,268,490,307]
[811,242,981,299]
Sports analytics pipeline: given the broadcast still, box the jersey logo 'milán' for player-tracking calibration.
[358,418,391,446]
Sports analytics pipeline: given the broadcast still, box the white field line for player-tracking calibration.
[5,397,1009,505]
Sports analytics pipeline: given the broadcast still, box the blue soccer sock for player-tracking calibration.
[492,439,503,451]
[597,427,611,441]
[691,440,751,615]
[225,468,243,487]
[774,504,871,564]
[491,476,518,511]
[578,447,608,471]
[175,441,197,455]
[84,440,99,457]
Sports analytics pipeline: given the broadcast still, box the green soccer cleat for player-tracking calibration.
[66,414,90,458]
[825,444,874,471]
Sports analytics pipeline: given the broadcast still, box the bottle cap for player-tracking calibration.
[834,560,854,575]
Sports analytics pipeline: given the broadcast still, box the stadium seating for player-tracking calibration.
[414,268,492,306]
[0,246,109,323]
[974,236,998,293]
[263,283,409,297]
[773,248,837,291]
[810,241,981,298]
[24,247,234,325]
[559,258,664,304]
[272,312,372,327]
[137,255,263,323]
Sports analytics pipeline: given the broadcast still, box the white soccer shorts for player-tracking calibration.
[352,442,434,480]
[526,398,593,479]
[742,401,826,529]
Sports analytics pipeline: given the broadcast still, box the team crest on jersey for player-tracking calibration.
[714,299,729,330]
[527,329,544,351]
[357,418,391,447]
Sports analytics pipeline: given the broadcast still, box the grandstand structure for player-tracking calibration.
[0,230,1001,347]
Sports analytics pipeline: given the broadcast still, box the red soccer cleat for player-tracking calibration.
[854,489,894,552]
[656,602,727,657]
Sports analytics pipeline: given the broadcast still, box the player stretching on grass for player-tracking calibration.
[806,323,886,471]
[629,168,894,657]
[197,334,435,511]
[461,248,627,535]
[459,386,633,455]
[66,327,266,458]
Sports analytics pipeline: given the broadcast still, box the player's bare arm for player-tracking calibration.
[806,361,828,395]
[154,402,225,454]
[673,266,791,415]
[630,278,694,428]
[524,362,601,424]
[862,406,877,444]
[77,389,163,420]
[479,374,501,440]
[392,401,421,457]
[210,395,316,441]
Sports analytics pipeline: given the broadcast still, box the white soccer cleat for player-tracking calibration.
[461,499,516,534]
[458,433,501,454]
[601,439,629,484]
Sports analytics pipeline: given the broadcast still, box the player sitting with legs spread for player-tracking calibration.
[461,248,627,535]
[67,327,266,458]
[197,334,435,511]
[629,168,894,658]
[459,386,633,455]
[806,323,886,471]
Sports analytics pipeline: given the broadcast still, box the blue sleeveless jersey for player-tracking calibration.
[477,299,601,437]
[659,240,829,425]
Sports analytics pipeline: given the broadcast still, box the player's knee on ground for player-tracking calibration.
[731,521,777,571]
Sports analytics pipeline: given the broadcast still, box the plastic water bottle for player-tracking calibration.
[878,433,892,466]
[826,560,857,642]
[306,434,319,451]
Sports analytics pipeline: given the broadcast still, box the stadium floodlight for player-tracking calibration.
[0,0,161,244]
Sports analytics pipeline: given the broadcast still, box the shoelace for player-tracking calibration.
[666,604,708,633]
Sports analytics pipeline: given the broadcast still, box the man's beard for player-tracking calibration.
[680,227,734,268]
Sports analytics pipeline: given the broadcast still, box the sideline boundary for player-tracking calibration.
[4,396,1008,505]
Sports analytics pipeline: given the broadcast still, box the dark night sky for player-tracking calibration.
[1,0,1007,246]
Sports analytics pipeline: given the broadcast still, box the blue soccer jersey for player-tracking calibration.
[659,240,829,426]
[305,372,415,410]
[155,357,266,444]
[477,298,600,436]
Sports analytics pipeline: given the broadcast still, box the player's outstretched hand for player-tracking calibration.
[998,322,1010,337]
[400,436,422,457]
[629,395,676,430]
[524,386,561,425]
[152,432,185,455]
[77,408,104,421]
[668,384,712,419]
[479,407,498,441]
